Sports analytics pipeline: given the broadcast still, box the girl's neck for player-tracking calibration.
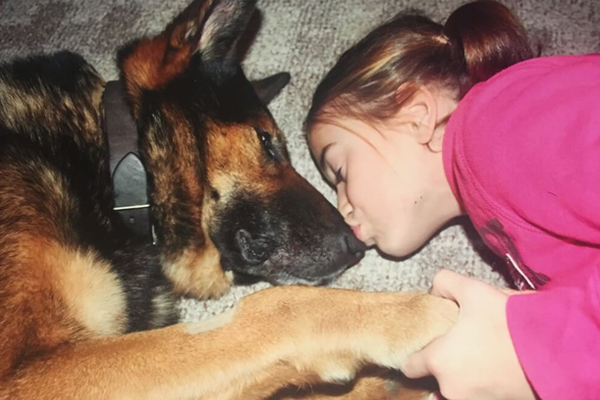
[430,91,464,221]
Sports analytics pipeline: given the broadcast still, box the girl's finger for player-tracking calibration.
[402,347,432,379]
[429,269,473,303]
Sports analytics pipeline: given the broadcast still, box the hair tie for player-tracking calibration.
[434,33,450,46]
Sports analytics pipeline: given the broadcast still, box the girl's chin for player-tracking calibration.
[375,237,420,259]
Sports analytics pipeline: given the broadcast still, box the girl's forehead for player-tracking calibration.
[310,120,391,169]
[309,122,352,153]
[311,118,389,151]
[312,118,374,139]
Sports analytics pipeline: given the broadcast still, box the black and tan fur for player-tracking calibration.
[0,0,457,399]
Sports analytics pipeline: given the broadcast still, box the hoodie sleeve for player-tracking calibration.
[445,54,600,400]
[507,265,600,399]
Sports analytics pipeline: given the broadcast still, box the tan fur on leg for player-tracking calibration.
[1,286,456,400]
[268,368,435,400]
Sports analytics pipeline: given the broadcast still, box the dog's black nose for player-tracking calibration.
[345,232,366,259]
[235,229,272,265]
[337,231,366,265]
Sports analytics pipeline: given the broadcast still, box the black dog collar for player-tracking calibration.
[102,80,154,242]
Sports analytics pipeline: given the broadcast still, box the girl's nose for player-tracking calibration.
[337,186,353,217]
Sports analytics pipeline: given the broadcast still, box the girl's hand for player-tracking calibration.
[402,269,536,400]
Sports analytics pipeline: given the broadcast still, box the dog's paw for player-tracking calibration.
[291,291,458,371]
[364,293,458,370]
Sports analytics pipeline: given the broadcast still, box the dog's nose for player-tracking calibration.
[339,231,366,264]
[235,229,272,265]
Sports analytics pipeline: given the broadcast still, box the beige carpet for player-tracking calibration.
[1,0,599,321]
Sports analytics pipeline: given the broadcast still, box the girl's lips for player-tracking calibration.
[351,225,363,242]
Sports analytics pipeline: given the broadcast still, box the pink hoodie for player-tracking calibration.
[443,54,600,399]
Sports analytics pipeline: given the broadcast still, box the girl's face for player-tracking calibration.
[309,116,459,258]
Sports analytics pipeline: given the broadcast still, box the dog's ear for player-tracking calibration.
[251,72,291,105]
[170,0,258,60]
[199,0,258,60]
[119,0,257,97]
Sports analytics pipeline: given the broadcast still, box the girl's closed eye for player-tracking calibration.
[334,167,345,184]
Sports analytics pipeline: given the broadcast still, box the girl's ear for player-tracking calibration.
[395,84,440,151]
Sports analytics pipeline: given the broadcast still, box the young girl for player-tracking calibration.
[306,1,600,399]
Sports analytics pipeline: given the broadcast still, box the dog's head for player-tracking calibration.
[116,0,365,297]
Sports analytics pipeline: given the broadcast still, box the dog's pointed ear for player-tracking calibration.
[199,0,258,60]
[166,0,217,53]
[169,0,258,60]
[251,72,291,105]
[119,0,257,101]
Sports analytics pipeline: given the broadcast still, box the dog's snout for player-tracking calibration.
[324,231,365,271]
[341,231,366,263]
[235,229,272,265]
[344,233,366,259]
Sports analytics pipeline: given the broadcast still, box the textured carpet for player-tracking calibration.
[1,0,598,321]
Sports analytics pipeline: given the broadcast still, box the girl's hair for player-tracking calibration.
[305,0,533,130]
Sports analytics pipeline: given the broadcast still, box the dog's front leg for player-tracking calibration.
[1,286,456,400]
[219,286,456,400]
[264,369,436,400]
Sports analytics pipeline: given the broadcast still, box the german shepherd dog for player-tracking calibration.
[0,0,457,399]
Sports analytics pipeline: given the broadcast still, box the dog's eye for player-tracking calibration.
[209,187,220,202]
[255,129,276,160]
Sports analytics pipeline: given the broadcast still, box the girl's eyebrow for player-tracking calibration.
[319,143,335,171]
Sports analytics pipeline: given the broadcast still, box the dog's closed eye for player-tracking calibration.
[209,186,220,202]
[255,128,277,160]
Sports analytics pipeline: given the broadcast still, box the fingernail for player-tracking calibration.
[428,392,443,400]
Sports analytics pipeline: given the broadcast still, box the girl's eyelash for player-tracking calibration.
[334,167,344,183]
